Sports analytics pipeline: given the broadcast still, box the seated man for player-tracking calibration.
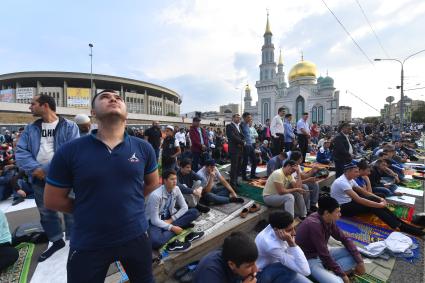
[263,160,308,219]
[290,151,319,213]
[0,164,16,201]
[146,170,202,251]
[193,231,258,283]
[330,163,424,236]
[382,146,405,180]
[369,159,402,197]
[316,140,332,165]
[177,159,210,213]
[0,210,19,272]
[296,196,365,283]
[266,150,287,176]
[197,159,244,205]
[256,211,311,283]
[260,140,273,163]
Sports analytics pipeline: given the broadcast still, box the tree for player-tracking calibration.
[166,112,177,117]
[363,116,380,124]
[411,105,425,123]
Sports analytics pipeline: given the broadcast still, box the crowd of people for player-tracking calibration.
[0,89,425,282]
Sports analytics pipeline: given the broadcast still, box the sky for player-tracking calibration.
[1,0,425,118]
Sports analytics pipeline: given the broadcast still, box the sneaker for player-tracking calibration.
[12,197,25,206]
[230,197,244,203]
[196,203,210,213]
[166,240,191,252]
[184,231,205,243]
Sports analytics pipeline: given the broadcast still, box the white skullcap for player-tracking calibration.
[74,114,91,125]
[166,125,174,131]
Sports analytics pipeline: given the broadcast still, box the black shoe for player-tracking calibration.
[309,206,318,212]
[167,240,191,252]
[196,203,210,213]
[12,197,25,206]
[38,239,66,262]
[400,222,425,237]
[184,231,205,243]
[182,223,195,229]
[229,197,244,203]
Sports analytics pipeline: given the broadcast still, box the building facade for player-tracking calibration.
[338,106,352,122]
[244,15,340,125]
[0,71,181,116]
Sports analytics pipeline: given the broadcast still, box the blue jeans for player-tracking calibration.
[67,233,154,283]
[0,170,14,200]
[149,208,200,249]
[257,262,312,283]
[308,247,356,283]
[372,185,397,197]
[201,185,230,205]
[33,180,74,242]
[242,145,257,178]
[13,179,34,199]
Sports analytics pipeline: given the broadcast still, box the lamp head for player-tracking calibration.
[374,58,381,61]
[89,43,93,47]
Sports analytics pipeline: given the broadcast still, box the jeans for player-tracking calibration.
[201,185,230,205]
[372,185,397,197]
[67,233,154,283]
[308,247,356,283]
[304,182,320,207]
[13,179,34,199]
[264,192,307,217]
[149,208,200,249]
[242,145,257,178]
[0,170,14,200]
[284,142,293,152]
[257,262,312,283]
[33,180,74,242]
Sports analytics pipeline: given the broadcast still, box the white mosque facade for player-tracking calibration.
[244,15,340,126]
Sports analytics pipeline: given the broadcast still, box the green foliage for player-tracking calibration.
[166,112,177,117]
[411,104,425,123]
[362,116,380,124]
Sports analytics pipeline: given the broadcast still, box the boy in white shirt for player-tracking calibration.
[255,211,312,283]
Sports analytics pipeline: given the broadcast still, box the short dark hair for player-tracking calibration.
[357,159,370,170]
[303,112,308,116]
[318,196,340,215]
[91,89,117,108]
[338,122,350,132]
[289,151,302,162]
[278,107,286,113]
[162,169,177,180]
[269,211,293,229]
[36,94,56,112]
[265,118,270,122]
[222,232,258,267]
[242,112,251,119]
[283,159,297,167]
[232,114,240,119]
[284,113,292,118]
[180,158,192,168]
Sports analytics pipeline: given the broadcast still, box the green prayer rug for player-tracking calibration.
[0,242,35,283]
[238,183,265,205]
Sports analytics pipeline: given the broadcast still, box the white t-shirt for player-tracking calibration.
[36,119,59,165]
[175,132,186,145]
[197,167,222,186]
[330,174,358,205]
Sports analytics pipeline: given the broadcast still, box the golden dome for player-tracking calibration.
[288,60,317,81]
[245,84,251,92]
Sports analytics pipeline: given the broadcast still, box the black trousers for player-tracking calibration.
[229,147,242,188]
[67,233,154,283]
[297,134,308,163]
[335,161,345,178]
[242,145,257,178]
[0,243,18,272]
[272,134,284,155]
[340,196,400,229]
[284,142,293,152]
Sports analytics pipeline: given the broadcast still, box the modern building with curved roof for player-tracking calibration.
[0,71,181,116]
[244,14,341,125]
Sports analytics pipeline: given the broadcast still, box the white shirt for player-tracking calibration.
[255,225,311,276]
[36,119,59,165]
[296,119,310,135]
[197,166,222,186]
[175,132,186,145]
[231,122,241,133]
[270,115,284,137]
[330,174,358,205]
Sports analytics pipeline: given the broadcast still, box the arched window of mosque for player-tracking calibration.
[318,106,324,124]
[312,106,317,123]
[263,102,269,122]
[296,96,305,121]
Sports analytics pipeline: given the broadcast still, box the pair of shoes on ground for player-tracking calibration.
[240,203,261,218]
[196,203,210,213]
[166,231,205,253]
[230,197,244,203]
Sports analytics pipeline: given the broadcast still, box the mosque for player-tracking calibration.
[244,14,340,126]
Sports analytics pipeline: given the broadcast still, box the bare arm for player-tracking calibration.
[44,184,73,214]
[219,175,237,196]
[273,182,303,195]
[345,189,385,208]
[144,169,159,197]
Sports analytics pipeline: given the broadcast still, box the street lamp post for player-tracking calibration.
[375,49,425,127]
[89,43,94,100]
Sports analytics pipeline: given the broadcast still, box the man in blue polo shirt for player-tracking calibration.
[44,90,159,283]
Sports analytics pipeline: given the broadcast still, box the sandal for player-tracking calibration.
[240,208,249,218]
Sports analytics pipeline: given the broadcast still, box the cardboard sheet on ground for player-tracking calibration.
[0,198,36,214]
[395,186,424,197]
[31,241,70,283]
[386,195,416,207]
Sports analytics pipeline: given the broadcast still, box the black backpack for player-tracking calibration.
[12,222,48,245]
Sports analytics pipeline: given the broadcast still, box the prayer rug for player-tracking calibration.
[0,242,34,283]
[404,179,423,190]
[211,197,252,215]
[247,177,267,188]
[238,183,265,205]
[336,218,420,263]
[353,273,386,283]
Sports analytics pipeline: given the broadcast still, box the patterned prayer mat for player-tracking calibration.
[0,242,34,283]
[354,204,415,230]
[211,197,252,215]
[336,218,421,263]
[238,183,265,205]
[247,177,267,188]
[404,179,423,190]
[353,273,386,283]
